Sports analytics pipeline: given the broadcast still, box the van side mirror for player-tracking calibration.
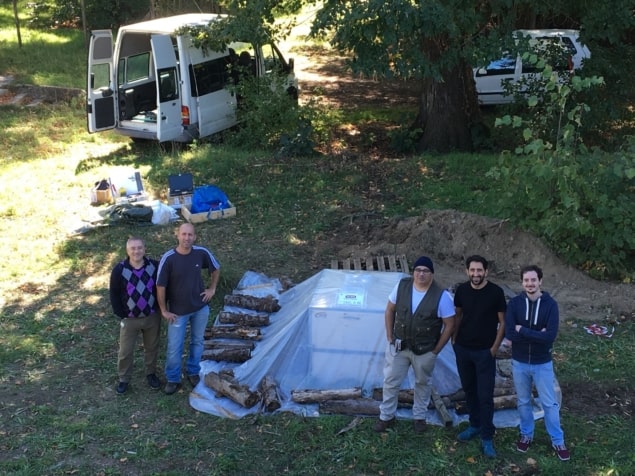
[288,57,294,73]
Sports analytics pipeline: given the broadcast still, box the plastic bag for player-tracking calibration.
[151,201,178,225]
[191,185,230,214]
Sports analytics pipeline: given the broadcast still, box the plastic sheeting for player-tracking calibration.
[190,269,542,427]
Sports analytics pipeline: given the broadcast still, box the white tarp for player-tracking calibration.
[190,269,540,426]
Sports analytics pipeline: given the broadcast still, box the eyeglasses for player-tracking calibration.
[414,268,432,274]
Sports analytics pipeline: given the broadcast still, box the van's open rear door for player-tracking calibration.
[87,30,117,132]
[151,35,183,142]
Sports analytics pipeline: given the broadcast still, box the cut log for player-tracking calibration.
[224,294,281,312]
[320,398,381,416]
[204,340,255,351]
[259,375,281,413]
[455,394,518,415]
[431,388,453,427]
[201,347,251,363]
[447,386,516,402]
[218,310,270,327]
[205,325,262,340]
[291,388,362,404]
[372,388,414,404]
[204,371,260,408]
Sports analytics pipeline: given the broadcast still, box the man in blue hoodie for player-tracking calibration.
[505,265,570,461]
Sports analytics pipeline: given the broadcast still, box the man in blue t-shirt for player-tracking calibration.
[157,223,220,395]
[452,255,506,458]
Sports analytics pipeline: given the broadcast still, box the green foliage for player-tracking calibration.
[489,67,634,280]
[223,73,340,156]
[388,125,422,154]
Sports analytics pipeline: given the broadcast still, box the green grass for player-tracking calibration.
[1,7,634,476]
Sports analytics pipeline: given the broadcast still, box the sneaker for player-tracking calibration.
[147,374,161,390]
[457,426,481,442]
[373,417,395,433]
[164,382,181,395]
[481,439,497,458]
[553,443,570,461]
[516,435,532,453]
[116,381,128,394]
[187,374,201,387]
[413,419,427,434]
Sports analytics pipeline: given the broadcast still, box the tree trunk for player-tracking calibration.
[12,0,22,48]
[414,56,481,152]
[218,310,270,327]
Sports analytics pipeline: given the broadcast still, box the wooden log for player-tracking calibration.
[319,398,381,416]
[455,394,518,415]
[201,347,251,363]
[431,388,453,427]
[218,310,270,327]
[204,371,260,408]
[447,386,516,402]
[291,388,362,404]
[224,294,281,312]
[259,375,281,413]
[204,340,255,351]
[372,388,414,404]
[205,326,262,340]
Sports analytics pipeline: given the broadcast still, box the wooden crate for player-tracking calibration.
[181,202,236,223]
[330,255,409,273]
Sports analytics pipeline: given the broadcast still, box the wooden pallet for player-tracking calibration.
[331,255,409,273]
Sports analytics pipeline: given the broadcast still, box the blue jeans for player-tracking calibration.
[454,343,496,440]
[512,360,565,445]
[165,306,210,383]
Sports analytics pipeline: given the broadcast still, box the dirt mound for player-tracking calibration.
[333,209,635,321]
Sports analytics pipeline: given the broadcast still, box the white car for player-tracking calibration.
[474,29,591,105]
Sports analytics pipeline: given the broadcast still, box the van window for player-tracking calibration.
[189,56,230,97]
[159,68,178,102]
[476,55,516,77]
[119,53,151,85]
[261,44,286,74]
[521,38,574,73]
[91,63,110,91]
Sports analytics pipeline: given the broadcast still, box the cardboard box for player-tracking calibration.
[181,202,236,223]
[167,193,193,209]
[167,173,194,209]
[91,178,113,204]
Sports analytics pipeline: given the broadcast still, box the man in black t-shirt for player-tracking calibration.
[452,255,506,458]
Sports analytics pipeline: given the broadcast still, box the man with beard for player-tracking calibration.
[452,255,506,458]
[505,265,569,461]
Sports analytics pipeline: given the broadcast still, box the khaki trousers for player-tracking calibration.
[379,345,438,420]
[117,312,161,382]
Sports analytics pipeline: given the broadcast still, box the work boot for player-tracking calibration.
[373,417,395,433]
[413,419,427,434]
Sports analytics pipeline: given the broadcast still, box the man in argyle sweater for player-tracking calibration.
[109,237,162,394]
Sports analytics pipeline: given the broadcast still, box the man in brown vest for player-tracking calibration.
[374,256,455,434]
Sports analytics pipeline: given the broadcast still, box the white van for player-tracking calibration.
[474,29,591,105]
[87,13,298,142]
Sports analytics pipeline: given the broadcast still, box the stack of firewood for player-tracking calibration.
[202,292,284,411]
